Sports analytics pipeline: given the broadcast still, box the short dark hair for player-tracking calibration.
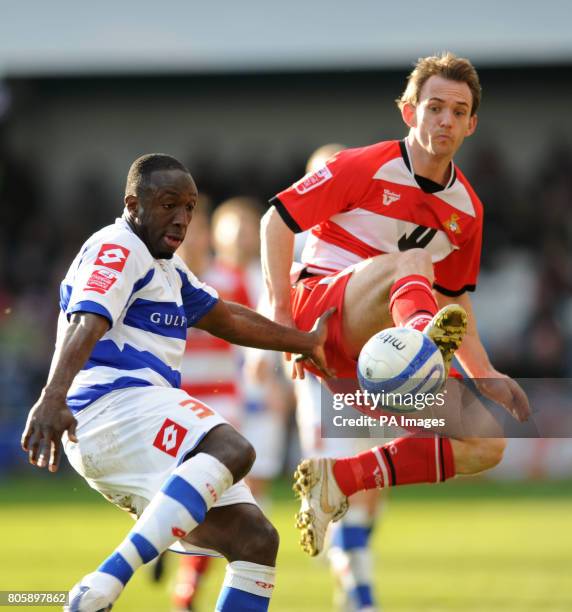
[125,153,190,198]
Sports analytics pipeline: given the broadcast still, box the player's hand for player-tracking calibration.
[476,374,530,422]
[21,392,78,473]
[293,307,336,380]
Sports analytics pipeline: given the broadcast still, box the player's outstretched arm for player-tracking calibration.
[436,291,530,422]
[21,312,110,472]
[195,299,335,379]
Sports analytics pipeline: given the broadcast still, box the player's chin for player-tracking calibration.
[152,245,175,259]
[432,140,454,154]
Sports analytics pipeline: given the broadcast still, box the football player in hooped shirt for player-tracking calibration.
[261,52,530,557]
[21,154,334,612]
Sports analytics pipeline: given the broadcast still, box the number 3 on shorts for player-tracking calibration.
[180,398,215,419]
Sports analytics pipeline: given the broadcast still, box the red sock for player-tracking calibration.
[173,555,211,608]
[332,435,455,496]
[389,274,438,332]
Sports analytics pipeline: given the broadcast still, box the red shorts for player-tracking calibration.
[291,271,357,379]
[290,270,463,381]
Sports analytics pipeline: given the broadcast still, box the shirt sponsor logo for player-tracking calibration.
[153,419,188,457]
[85,268,119,294]
[150,312,187,327]
[383,188,401,206]
[95,244,131,271]
[294,166,333,195]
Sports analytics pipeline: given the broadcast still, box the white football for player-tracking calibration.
[357,327,445,413]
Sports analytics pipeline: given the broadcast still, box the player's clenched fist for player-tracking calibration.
[21,393,78,472]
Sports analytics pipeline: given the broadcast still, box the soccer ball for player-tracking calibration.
[357,327,445,413]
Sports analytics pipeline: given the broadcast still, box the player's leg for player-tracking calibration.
[68,423,253,611]
[294,380,506,556]
[295,433,505,556]
[64,386,267,611]
[170,394,244,611]
[331,435,505,495]
[172,555,211,611]
[295,373,382,610]
[331,377,506,495]
[328,491,380,612]
[341,250,467,375]
[182,502,278,610]
[242,349,292,511]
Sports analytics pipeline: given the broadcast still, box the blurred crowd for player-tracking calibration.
[1,121,571,474]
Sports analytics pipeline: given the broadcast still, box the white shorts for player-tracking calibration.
[295,374,398,458]
[64,386,257,556]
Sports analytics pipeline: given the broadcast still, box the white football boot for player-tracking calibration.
[423,304,468,378]
[65,572,122,612]
[293,458,349,557]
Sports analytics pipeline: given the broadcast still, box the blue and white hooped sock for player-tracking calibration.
[215,561,275,611]
[86,453,232,598]
[329,507,376,611]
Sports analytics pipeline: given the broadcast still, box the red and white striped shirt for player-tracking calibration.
[181,260,252,403]
[272,140,483,296]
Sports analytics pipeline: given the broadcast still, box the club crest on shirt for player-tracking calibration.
[443,213,462,234]
[95,243,131,272]
[294,166,333,194]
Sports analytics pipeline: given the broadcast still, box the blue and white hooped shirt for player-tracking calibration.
[58,217,219,413]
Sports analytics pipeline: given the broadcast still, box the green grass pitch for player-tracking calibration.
[1,474,571,611]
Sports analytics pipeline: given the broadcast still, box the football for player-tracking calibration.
[357,327,445,413]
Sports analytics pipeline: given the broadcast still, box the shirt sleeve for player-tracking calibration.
[176,266,219,327]
[65,239,150,327]
[271,149,362,232]
[433,220,482,296]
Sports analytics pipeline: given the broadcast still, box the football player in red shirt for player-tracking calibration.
[261,52,530,557]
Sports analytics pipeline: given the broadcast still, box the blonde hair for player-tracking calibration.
[306,143,346,173]
[396,52,481,116]
[212,196,262,230]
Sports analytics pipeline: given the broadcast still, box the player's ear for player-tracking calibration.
[466,114,478,137]
[125,194,140,219]
[401,102,417,128]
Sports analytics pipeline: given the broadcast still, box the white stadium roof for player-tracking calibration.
[0,0,571,76]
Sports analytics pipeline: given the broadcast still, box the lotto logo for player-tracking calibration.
[171,526,187,538]
[294,166,333,194]
[85,268,118,294]
[153,419,188,457]
[95,244,130,271]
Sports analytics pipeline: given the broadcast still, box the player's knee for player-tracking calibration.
[468,437,506,472]
[226,432,256,481]
[481,437,506,469]
[253,518,280,559]
[192,425,256,482]
[396,248,434,283]
[231,515,280,564]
